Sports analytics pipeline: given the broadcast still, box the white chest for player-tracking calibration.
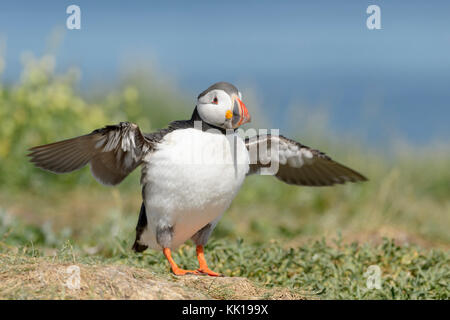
[140,128,249,248]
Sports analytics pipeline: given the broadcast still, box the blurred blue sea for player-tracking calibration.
[0,0,449,145]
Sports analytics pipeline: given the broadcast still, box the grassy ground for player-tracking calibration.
[0,230,448,299]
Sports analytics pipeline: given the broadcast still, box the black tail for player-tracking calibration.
[132,202,148,253]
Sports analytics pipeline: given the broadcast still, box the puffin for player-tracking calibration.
[28,82,367,276]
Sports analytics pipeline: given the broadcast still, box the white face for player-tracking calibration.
[196,89,233,129]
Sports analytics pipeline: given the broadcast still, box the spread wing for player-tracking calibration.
[28,122,153,185]
[245,134,367,186]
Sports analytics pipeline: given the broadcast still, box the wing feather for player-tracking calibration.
[245,134,367,186]
[28,122,153,185]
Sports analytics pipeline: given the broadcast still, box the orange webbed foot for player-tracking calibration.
[196,245,223,277]
[164,247,200,276]
[171,267,201,276]
[196,268,222,277]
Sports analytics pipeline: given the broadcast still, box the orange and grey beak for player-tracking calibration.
[230,96,251,128]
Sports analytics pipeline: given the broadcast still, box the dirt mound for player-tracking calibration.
[0,254,306,300]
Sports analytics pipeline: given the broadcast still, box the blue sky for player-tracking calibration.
[1,1,449,144]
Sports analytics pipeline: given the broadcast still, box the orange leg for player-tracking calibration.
[163,248,199,276]
[196,245,222,277]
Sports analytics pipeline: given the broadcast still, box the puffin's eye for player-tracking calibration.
[212,97,218,104]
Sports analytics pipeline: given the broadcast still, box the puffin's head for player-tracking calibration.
[196,82,251,130]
